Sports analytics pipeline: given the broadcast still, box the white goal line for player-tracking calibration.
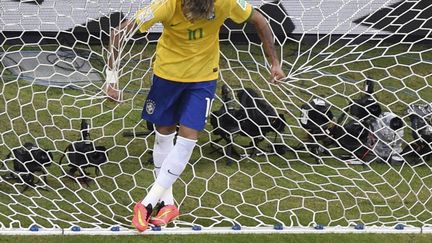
[1,226,432,235]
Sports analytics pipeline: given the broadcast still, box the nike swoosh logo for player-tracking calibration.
[137,210,146,226]
[167,169,180,176]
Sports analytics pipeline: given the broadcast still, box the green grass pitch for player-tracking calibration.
[0,40,432,238]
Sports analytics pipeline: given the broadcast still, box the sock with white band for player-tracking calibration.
[153,131,176,205]
[155,136,197,189]
[142,135,196,207]
[142,182,166,208]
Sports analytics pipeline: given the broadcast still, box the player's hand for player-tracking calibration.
[104,68,122,102]
[104,82,122,102]
[270,64,286,84]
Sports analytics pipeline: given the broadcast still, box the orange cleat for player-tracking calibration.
[132,202,152,232]
[150,202,180,226]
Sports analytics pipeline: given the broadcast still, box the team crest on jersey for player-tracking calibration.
[146,99,156,115]
[237,0,247,10]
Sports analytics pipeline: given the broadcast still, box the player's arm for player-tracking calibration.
[105,20,138,101]
[108,20,137,70]
[104,1,172,101]
[248,10,286,83]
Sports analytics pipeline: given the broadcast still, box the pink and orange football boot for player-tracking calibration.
[132,201,153,232]
[150,202,180,226]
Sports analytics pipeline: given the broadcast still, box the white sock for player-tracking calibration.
[142,183,166,207]
[155,136,196,189]
[153,131,175,205]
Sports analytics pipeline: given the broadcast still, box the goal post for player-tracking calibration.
[1,0,432,235]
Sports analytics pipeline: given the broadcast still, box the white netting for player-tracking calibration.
[0,0,432,232]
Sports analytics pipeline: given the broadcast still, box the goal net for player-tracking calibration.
[0,0,431,234]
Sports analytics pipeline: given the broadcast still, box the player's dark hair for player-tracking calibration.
[182,0,214,21]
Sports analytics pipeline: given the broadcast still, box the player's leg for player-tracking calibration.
[149,80,216,194]
[152,126,177,206]
[134,128,178,231]
[149,125,197,226]
[150,80,216,226]
[154,80,216,188]
[143,125,177,207]
[132,76,184,232]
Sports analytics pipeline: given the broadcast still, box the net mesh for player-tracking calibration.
[0,0,432,230]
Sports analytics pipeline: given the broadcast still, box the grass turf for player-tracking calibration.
[0,40,431,230]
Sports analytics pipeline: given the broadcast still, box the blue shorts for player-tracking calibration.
[142,75,217,131]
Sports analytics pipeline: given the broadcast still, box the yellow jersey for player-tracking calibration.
[135,0,253,82]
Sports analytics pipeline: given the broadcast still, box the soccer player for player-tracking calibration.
[104,0,286,232]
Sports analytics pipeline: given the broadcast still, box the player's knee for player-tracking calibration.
[178,125,199,140]
[156,125,177,135]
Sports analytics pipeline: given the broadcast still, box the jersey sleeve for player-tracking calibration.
[229,0,253,24]
[135,0,173,33]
